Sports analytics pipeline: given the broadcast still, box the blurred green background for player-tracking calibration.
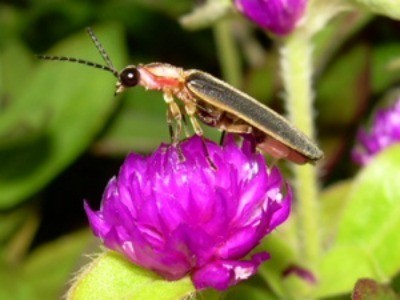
[0,0,400,299]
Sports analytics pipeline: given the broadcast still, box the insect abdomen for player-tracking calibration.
[185,70,323,162]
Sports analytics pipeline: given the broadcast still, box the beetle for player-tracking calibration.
[38,27,323,164]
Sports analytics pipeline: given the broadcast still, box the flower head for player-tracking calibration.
[352,99,400,165]
[85,135,291,290]
[234,0,307,36]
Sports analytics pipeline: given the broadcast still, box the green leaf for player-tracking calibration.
[350,0,400,20]
[392,273,400,295]
[93,88,169,155]
[0,266,22,300]
[317,145,400,297]
[0,205,35,244]
[95,88,222,156]
[257,231,297,299]
[0,230,92,300]
[225,284,279,300]
[320,180,353,248]
[179,0,232,30]
[22,231,92,300]
[317,44,369,126]
[124,0,191,17]
[67,251,195,300]
[1,207,39,266]
[372,43,400,94]
[0,40,34,100]
[0,24,126,208]
[318,246,378,297]
[313,10,372,74]
[244,59,276,105]
[197,289,222,300]
[0,40,39,149]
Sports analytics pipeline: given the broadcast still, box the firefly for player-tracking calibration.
[38,27,323,164]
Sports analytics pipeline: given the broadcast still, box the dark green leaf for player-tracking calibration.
[372,43,400,94]
[22,231,92,299]
[0,24,126,208]
[313,11,372,75]
[93,88,169,155]
[317,44,369,127]
[0,40,34,99]
[95,88,222,155]
[0,230,92,300]
[225,284,278,300]
[0,205,35,244]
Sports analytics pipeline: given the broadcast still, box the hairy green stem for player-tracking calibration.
[280,32,321,269]
[213,18,242,87]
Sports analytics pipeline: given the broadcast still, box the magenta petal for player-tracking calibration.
[353,98,400,165]
[84,201,109,237]
[235,0,307,35]
[192,253,270,290]
[269,184,292,229]
[85,135,292,290]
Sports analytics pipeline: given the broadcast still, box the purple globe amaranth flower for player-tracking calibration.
[353,99,400,165]
[84,135,291,290]
[234,0,308,36]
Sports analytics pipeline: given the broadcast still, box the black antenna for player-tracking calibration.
[37,27,119,78]
[86,27,116,72]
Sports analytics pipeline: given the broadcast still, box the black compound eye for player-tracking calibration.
[119,67,140,87]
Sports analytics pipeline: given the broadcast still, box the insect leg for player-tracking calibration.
[163,92,186,162]
[184,102,203,136]
[185,102,216,170]
[220,120,253,134]
[181,112,191,138]
[163,92,183,144]
[166,107,175,143]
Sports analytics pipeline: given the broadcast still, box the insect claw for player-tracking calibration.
[207,157,217,171]
[169,125,174,144]
[175,143,186,163]
[199,136,217,170]
[219,131,226,145]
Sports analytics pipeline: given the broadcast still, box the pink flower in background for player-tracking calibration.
[353,99,400,165]
[234,0,308,36]
[85,135,291,290]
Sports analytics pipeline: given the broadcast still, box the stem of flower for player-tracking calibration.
[280,31,321,270]
[213,18,242,87]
